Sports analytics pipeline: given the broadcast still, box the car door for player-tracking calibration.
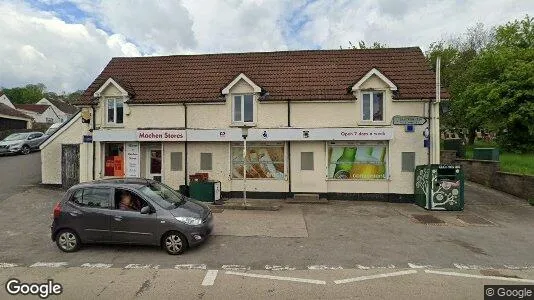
[109,188,159,245]
[67,187,113,242]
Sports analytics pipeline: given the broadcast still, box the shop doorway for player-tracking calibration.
[146,145,162,182]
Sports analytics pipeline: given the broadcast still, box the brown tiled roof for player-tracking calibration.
[46,98,79,114]
[0,91,4,97]
[14,104,50,114]
[0,104,32,120]
[76,47,449,105]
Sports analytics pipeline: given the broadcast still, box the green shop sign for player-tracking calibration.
[392,115,427,125]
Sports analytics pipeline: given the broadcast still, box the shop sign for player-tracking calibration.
[392,115,427,125]
[82,135,93,143]
[137,130,185,141]
[125,142,140,177]
[247,127,393,141]
[187,129,242,141]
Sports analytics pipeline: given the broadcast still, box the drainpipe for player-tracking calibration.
[91,102,96,181]
[287,100,291,196]
[183,103,188,186]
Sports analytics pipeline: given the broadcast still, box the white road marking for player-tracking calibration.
[408,263,435,269]
[30,262,68,268]
[0,263,18,268]
[504,265,534,270]
[334,270,418,284]
[222,265,250,271]
[201,270,218,286]
[356,265,395,270]
[124,264,159,269]
[265,265,296,271]
[453,263,489,270]
[425,270,534,283]
[80,263,113,269]
[174,264,207,270]
[307,265,343,270]
[226,271,326,285]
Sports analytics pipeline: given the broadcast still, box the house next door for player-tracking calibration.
[146,145,162,182]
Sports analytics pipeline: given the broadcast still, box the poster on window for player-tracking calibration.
[328,145,387,180]
[231,144,285,179]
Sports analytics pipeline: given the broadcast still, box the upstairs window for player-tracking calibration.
[107,98,124,124]
[233,94,254,123]
[362,92,384,122]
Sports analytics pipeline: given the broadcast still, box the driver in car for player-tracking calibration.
[119,191,139,211]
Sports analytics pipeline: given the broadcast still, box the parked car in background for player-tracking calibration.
[0,132,47,155]
[51,178,213,255]
[45,122,63,136]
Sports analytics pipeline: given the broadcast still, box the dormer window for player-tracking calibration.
[107,98,124,124]
[233,94,254,123]
[362,91,384,122]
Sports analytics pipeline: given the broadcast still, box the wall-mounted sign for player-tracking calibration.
[137,130,185,141]
[392,115,427,125]
[125,142,140,177]
[82,135,93,143]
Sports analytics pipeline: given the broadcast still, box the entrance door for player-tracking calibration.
[146,146,162,182]
[62,144,80,189]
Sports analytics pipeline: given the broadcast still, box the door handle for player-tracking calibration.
[114,216,123,221]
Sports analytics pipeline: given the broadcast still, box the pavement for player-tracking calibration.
[0,153,533,299]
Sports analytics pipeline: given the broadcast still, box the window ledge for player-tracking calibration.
[230,122,256,127]
[358,121,389,126]
[102,123,125,128]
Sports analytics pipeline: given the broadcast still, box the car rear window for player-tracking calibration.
[70,188,112,209]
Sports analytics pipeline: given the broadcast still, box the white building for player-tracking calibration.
[14,104,61,124]
[40,47,446,201]
[0,92,33,130]
[36,98,78,123]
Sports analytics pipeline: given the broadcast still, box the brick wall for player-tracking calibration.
[456,159,500,186]
[491,172,534,201]
[440,150,457,164]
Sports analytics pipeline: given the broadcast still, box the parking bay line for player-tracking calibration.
[425,270,534,283]
[334,270,418,284]
[202,270,219,286]
[30,262,68,268]
[226,271,326,285]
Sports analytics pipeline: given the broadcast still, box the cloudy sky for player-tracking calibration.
[0,0,531,93]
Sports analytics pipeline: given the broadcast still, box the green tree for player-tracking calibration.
[1,83,46,104]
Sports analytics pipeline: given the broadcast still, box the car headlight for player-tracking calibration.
[175,216,202,226]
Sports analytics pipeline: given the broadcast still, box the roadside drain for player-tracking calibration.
[457,214,495,226]
[411,214,446,225]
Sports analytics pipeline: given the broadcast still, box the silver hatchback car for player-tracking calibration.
[0,131,47,155]
[51,178,213,255]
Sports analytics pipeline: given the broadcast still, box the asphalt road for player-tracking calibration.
[0,152,41,201]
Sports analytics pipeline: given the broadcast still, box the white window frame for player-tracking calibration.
[361,91,385,123]
[106,98,124,125]
[232,94,255,125]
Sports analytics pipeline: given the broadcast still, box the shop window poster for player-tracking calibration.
[231,144,285,179]
[328,145,387,180]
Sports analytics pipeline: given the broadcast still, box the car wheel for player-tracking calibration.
[56,229,80,253]
[162,231,187,255]
[21,145,30,155]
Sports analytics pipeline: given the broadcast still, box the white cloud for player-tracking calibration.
[0,1,140,93]
[1,0,533,92]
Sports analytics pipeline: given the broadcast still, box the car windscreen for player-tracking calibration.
[45,127,59,135]
[138,181,184,210]
[3,133,30,141]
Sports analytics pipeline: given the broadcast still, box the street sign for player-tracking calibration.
[82,135,93,143]
[392,115,427,125]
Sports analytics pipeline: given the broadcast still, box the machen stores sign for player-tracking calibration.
[93,127,393,142]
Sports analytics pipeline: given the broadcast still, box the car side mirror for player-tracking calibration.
[140,206,151,214]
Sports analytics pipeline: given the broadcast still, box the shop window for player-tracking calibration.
[232,94,254,123]
[200,153,212,170]
[170,152,183,171]
[327,144,387,180]
[301,152,314,170]
[104,143,124,177]
[401,152,415,172]
[106,98,124,125]
[231,143,285,179]
[362,92,384,122]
